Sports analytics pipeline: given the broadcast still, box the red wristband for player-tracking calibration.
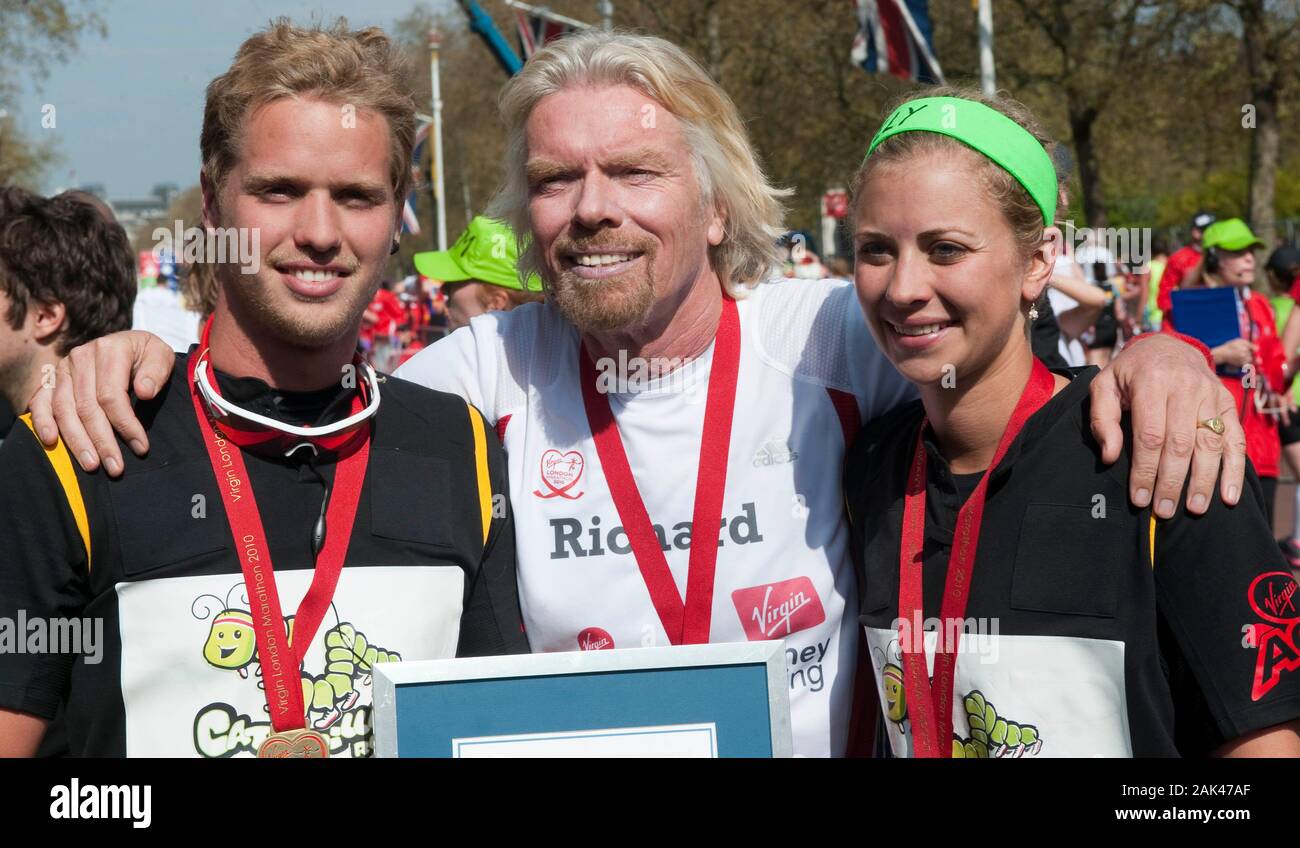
[1128,330,1214,371]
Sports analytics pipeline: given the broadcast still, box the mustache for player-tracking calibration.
[264,251,361,274]
[553,235,656,257]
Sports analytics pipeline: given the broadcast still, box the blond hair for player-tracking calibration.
[488,30,789,294]
[201,18,416,204]
[182,260,221,319]
[851,86,1068,263]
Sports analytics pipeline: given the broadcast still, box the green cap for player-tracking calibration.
[1203,218,1264,252]
[413,216,544,292]
[865,96,1058,226]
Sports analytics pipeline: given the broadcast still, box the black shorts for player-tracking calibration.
[1261,476,1278,527]
[1279,413,1300,447]
[1087,306,1119,350]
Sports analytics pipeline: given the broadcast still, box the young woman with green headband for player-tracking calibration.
[844,88,1300,758]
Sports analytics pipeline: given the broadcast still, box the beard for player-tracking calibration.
[218,252,377,350]
[546,235,658,333]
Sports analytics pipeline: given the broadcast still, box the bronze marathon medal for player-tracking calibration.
[258,728,331,759]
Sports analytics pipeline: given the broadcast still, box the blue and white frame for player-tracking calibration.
[372,641,793,758]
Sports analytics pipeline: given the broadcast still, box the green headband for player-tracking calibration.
[865,96,1058,226]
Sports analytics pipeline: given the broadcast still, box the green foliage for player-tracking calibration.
[0,0,107,186]
[411,0,1298,250]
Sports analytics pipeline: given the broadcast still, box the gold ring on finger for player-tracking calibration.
[1197,417,1226,436]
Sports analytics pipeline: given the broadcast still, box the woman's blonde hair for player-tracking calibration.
[487,30,789,294]
[850,86,1068,264]
[200,18,417,204]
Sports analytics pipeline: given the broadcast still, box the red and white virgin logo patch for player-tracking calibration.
[731,577,826,641]
[1246,571,1300,701]
[577,627,615,651]
[533,449,585,500]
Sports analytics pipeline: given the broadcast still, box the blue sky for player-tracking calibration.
[15,0,449,200]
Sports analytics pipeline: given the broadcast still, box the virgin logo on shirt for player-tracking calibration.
[533,449,585,500]
[732,577,825,641]
[577,627,615,651]
[1246,572,1300,701]
[1252,572,1298,623]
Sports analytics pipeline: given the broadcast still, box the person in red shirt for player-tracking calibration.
[395,335,425,367]
[402,281,430,336]
[1179,218,1287,520]
[1265,246,1300,564]
[1155,212,1215,323]
[361,280,405,338]
[360,278,406,369]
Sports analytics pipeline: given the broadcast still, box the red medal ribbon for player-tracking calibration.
[579,296,741,645]
[187,338,371,733]
[898,358,1055,757]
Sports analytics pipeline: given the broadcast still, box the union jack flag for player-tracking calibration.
[851,0,944,85]
[516,10,578,60]
[402,119,432,236]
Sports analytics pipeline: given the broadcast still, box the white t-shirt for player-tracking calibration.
[395,276,915,756]
[1074,243,1118,283]
[1049,256,1088,367]
[132,286,201,353]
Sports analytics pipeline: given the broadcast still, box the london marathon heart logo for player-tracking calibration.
[533,449,585,500]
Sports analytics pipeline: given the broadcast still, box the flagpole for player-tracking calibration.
[428,28,448,251]
[502,0,592,30]
[978,0,995,96]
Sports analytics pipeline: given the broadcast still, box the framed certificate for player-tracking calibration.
[371,641,792,757]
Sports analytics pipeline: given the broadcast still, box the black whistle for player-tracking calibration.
[304,452,330,559]
[311,490,329,557]
[311,512,327,556]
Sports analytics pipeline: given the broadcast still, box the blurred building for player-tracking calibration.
[77,182,179,242]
